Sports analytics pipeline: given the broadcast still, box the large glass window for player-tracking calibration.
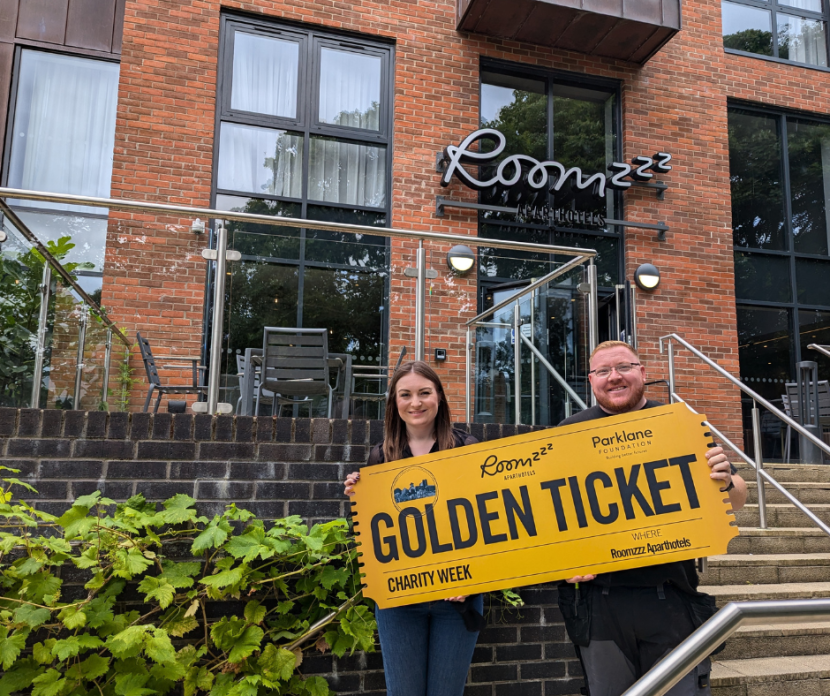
[4,49,120,293]
[729,105,830,457]
[215,17,393,400]
[723,0,829,67]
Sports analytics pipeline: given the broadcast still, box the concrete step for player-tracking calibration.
[736,504,830,528]
[746,482,830,506]
[701,554,830,586]
[728,528,830,555]
[736,464,830,484]
[712,654,830,696]
[718,622,830,661]
[700,582,830,605]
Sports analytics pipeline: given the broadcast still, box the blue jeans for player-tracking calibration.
[375,595,484,696]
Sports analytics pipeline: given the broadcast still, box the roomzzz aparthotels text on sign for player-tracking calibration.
[352,403,738,608]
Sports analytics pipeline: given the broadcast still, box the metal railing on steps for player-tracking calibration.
[660,334,830,534]
[622,598,830,696]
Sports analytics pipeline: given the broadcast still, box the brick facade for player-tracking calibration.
[0,406,585,696]
[92,0,807,439]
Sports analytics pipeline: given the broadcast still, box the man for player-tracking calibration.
[558,341,747,696]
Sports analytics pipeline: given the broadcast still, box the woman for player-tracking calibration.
[344,360,483,696]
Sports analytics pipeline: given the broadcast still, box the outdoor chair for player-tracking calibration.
[348,347,408,419]
[257,328,339,418]
[781,381,830,462]
[137,332,207,412]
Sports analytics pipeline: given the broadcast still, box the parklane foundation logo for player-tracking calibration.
[391,466,438,515]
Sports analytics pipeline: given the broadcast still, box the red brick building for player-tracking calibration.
[1,0,829,456]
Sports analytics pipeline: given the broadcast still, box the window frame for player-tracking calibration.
[722,0,830,68]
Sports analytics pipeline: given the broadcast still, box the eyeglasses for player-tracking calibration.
[588,362,641,378]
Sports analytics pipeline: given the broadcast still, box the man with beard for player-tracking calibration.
[557,341,746,696]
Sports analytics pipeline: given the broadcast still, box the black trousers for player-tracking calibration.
[579,584,711,696]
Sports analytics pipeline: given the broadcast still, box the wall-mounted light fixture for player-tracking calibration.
[447,244,475,274]
[634,263,661,291]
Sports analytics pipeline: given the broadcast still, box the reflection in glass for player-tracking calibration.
[722,1,773,54]
[737,305,793,397]
[231,32,299,118]
[308,137,386,207]
[216,195,301,260]
[788,118,830,254]
[481,72,547,159]
[778,13,827,65]
[728,109,787,249]
[305,205,387,267]
[796,258,830,305]
[302,267,386,363]
[799,309,830,377]
[319,48,381,130]
[217,123,303,198]
[780,0,822,13]
[734,251,792,302]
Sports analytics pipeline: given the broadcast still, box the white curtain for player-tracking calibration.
[308,138,386,207]
[318,48,380,130]
[231,32,298,118]
[778,14,827,66]
[9,51,119,200]
[217,122,303,198]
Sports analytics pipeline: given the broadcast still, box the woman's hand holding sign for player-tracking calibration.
[344,471,360,496]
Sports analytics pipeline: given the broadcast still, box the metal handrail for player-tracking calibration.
[520,333,587,409]
[809,343,830,360]
[660,333,830,457]
[0,186,596,260]
[0,198,129,348]
[671,393,830,537]
[623,599,830,696]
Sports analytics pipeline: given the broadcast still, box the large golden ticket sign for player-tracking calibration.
[352,403,739,608]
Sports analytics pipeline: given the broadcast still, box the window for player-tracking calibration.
[214,16,393,384]
[722,0,829,67]
[729,104,830,457]
[4,49,119,291]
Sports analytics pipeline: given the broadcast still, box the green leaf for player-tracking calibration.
[163,609,199,637]
[57,506,94,539]
[227,625,263,663]
[16,556,44,576]
[78,654,110,680]
[73,547,100,569]
[115,672,155,696]
[267,646,296,681]
[0,659,43,696]
[304,676,332,696]
[200,567,243,590]
[31,669,66,696]
[13,603,51,629]
[85,596,115,628]
[73,492,102,509]
[184,666,213,696]
[138,577,176,609]
[159,560,201,588]
[318,565,348,590]
[58,604,87,630]
[303,533,324,552]
[145,629,177,665]
[106,625,150,659]
[149,659,187,682]
[243,600,266,625]
[21,571,62,604]
[191,517,229,554]
[32,642,53,665]
[113,547,153,578]
[51,636,82,661]
[158,494,197,524]
[0,627,28,669]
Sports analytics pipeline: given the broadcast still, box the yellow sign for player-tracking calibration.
[352,403,738,608]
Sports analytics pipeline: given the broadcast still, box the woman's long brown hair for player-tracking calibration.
[382,361,455,462]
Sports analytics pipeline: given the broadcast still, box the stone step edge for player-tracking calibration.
[707,553,830,567]
[712,655,830,685]
[732,620,830,637]
[737,527,829,536]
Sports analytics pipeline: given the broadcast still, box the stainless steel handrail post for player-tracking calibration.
[514,304,521,425]
[73,305,88,410]
[622,599,830,696]
[30,262,51,408]
[465,326,471,424]
[207,220,228,415]
[520,333,587,410]
[530,290,536,426]
[415,241,426,361]
[751,402,767,529]
[667,339,676,402]
[588,262,598,407]
[101,328,112,409]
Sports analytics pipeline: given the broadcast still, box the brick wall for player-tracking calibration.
[0,406,583,696]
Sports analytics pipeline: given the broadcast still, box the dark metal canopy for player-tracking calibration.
[457,0,681,65]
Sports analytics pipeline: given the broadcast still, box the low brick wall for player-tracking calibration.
[0,407,583,696]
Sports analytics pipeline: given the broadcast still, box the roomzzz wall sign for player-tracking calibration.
[351,403,738,608]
